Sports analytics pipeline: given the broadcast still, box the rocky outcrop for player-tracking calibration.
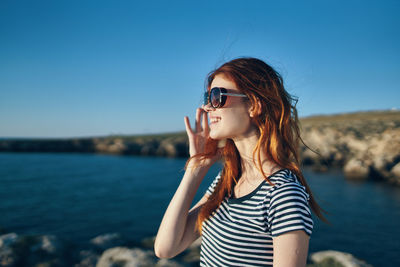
[0,134,189,158]
[300,110,400,184]
[0,138,96,153]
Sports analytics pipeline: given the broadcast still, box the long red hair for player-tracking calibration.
[187,57,328,232]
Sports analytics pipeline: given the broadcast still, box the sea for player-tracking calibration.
[0,152,399,267]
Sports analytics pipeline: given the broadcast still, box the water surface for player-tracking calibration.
[0,152,399,266]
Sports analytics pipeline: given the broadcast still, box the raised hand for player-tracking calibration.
[184,107,220,167]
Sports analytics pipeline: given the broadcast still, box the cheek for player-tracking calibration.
[231,112,252,129]
[219,110,252,135]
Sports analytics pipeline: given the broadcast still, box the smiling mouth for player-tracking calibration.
[210,117,221,124]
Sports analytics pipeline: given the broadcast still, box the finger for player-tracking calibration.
[184,116,193,138]
[195,108,202,132]
[202,111,209,133]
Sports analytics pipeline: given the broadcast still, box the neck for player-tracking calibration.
[232,129,280,182]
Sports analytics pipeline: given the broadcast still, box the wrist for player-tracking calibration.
[186,158,212,172]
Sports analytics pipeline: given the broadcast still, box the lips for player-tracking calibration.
[210,116,221,125]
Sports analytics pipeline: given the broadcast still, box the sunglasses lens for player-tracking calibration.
[204,92,209,106]
[210,88,221,108]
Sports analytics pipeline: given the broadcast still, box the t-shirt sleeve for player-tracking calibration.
[205,171,222,196]
[267,181,313,237]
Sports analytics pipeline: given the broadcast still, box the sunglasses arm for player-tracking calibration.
[221,93,247,97]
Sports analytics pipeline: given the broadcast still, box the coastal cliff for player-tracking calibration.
[299,110,400,184]
[1,110,399,184]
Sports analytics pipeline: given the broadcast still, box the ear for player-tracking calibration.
[249,98,262,117]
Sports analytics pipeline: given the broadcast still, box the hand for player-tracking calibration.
[184,107,221,167]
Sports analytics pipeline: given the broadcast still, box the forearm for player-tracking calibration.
[154,162,209,258]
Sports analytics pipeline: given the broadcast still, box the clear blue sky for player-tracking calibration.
[1,0,399,138]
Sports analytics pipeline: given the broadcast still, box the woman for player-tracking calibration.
[154,57,326,266]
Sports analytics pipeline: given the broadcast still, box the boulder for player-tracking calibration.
[96,247,156,267]
[309,250,373,267]
[156,258,184,267]
[30,235,61,254]
[75,250,99,267]
[391,162,400,179]
[0,233,18,267]
[90,233,124,250]
[0,233,18,248]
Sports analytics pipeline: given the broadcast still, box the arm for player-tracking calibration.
[154,108,220,258]
[154,163,209,258]
[273,230,310,267]
[268,181,314,267]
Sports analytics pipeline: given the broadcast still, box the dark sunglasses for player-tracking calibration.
[204,87,248,108]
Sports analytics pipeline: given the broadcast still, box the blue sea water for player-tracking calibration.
[0,152,399,267]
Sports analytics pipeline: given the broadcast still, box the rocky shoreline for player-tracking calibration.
[1,110,399,185]
[0,231,373,267]
[299,110,400,185]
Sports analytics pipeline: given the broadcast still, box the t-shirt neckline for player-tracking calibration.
[228,168,286,204]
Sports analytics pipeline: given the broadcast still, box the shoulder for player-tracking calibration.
[266,169,314,237]
[268,169,310,201]
[268,168,297,186]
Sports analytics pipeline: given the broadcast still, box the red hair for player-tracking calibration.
[186,57,328,232]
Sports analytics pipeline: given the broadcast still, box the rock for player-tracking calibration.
[140,236,156,249]
[155,258,184,267]
[124,142,142,154]
[141,143,158,156]
[182,238,201,263]
[299,111,400,185]
[301,128,336,162]
[107,139,127,154]
[96,247,156,267]
[0,233,18,267]
[156,140,178,157]
[23,235,67,267]
[90,233,124,250]
[0,233,18,247]
[31,235,61,254]
[0,234,68,267]
[391,162,400,179]
[343,158,370,180]
[75,250,100,267]
[309,250,373,267]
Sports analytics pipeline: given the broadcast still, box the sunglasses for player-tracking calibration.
[204,87,248,108]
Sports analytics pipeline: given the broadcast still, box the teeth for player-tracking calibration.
[210,117,221,123]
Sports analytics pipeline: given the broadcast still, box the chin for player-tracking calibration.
[209,130,224,140]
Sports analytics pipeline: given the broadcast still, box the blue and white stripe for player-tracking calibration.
[200,169,313,266]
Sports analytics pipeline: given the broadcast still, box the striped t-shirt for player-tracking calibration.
[200,168,313,267]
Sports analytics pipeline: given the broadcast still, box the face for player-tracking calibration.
[204,74,257,140]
